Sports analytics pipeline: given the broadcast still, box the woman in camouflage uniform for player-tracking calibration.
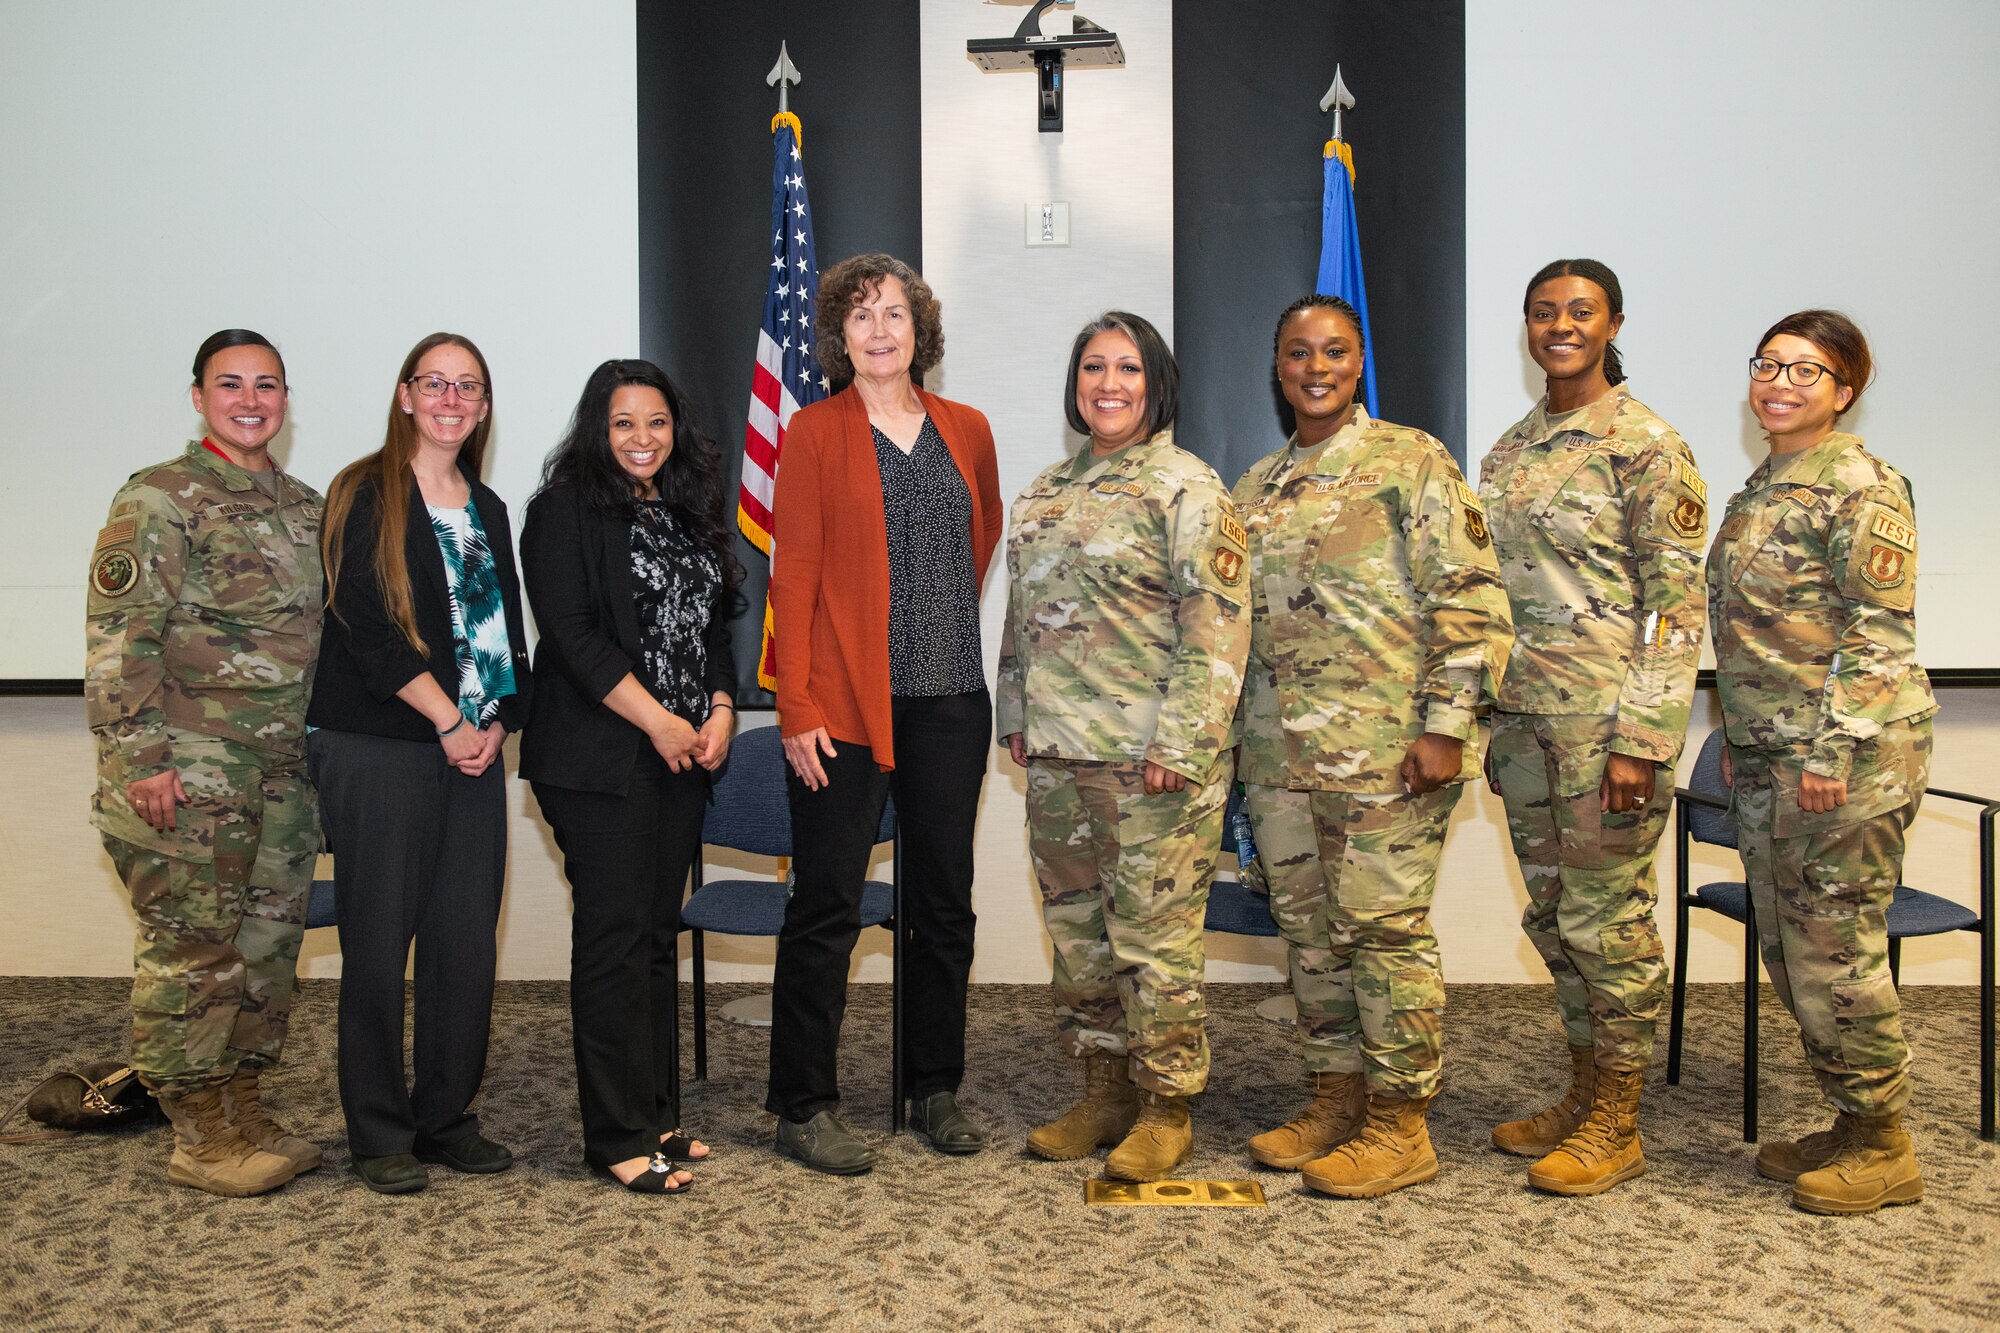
[1481,260,1708,1195]
[86,329,323,1196]
[1234,296,1513,1198]
[998,312,1250,1182]
[1710,310,1935,1215]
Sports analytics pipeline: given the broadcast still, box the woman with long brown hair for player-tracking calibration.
[308,332,532,1194]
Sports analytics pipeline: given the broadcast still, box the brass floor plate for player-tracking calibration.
[1085,1179,1267,1207]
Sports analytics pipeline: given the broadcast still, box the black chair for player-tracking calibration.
[1204,785,1282,938]
[1666,727,1997,1142]
[678,725,904,1130]
[305,878,338,930]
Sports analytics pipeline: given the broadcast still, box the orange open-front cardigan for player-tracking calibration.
[770,384,1003,769]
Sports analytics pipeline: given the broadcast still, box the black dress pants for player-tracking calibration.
[534,753,706,1167]
[309,728,507,1157]
[766,689,990,1122]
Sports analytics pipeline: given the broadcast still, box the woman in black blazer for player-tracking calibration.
[309,332,532,1194]
[520,359,739,1195]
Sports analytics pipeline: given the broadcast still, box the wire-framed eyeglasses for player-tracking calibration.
[407,374,488,400]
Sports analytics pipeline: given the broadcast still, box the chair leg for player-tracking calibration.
[692,929,708,1082]
[1888,937,1901,990]
[1743,906,1760,1144]
[1982,918,1995,1142]
[1667,893,1691,1085]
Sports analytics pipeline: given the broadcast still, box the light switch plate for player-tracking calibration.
[1025,201,1071,247]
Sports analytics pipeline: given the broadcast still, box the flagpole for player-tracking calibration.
[740,43,827,693]
[1315,62,1377,418]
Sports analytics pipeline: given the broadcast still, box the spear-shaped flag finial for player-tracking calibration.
[767,40,802,116]
[1319,64,1355,142]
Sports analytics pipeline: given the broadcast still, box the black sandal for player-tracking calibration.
[594,1153,694,1195]
[657,1129,710,1162]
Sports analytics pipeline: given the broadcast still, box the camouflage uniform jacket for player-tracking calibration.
[86,441,324,786]
[996,429,1250,779]
[1708,431,1935,781]
[1232,414,1515,793]
[1479,387,1707,763]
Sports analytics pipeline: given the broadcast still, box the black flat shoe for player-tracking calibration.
[593,1153,694,1195]
[414,1131,513,1174]
[911,1091,985,1155]
[353,1152,429,1194]
[658,1129,710,1162]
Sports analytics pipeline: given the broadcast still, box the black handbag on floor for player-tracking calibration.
[0,1061,159,1143]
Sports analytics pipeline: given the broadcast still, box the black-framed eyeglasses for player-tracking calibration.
[407,374,488,400]
[1748,356,1837,388]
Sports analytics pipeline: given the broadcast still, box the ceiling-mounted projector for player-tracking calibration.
[967,0,1125,133]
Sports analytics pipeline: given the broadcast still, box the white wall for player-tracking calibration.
[3,2,1995,993]
[1466,0,2000,669]
[921,0,1183,983]
[0,0,639,677]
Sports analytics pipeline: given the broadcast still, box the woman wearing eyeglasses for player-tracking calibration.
[309,333,532,1194]
[1480,259,1708,1196]
[1709,310,1935,1216]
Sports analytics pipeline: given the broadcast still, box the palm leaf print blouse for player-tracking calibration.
[428,501,518,727]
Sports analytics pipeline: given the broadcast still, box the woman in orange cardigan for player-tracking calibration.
[766,253,1003,1174]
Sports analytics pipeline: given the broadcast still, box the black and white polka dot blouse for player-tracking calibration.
[873,417,984,698]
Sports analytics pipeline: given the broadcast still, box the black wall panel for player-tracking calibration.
[1174,0,1466,484]
[637,1,923,705]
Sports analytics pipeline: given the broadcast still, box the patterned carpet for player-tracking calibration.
[1,977,1995,1332]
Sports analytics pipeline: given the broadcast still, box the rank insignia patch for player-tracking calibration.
[1863,543,1906,589]
[1670,496,1706,539]
[91,549,139,599]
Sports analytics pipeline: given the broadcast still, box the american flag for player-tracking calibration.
[739,110,827,691]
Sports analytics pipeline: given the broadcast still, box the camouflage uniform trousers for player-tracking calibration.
[1490,712,1671,1072]
[1026,755,1230,1095]
[1729,722,1931,1118]
[100,731,318,1093]
[1243,782,1456,1098]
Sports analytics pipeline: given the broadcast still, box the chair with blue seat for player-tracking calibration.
[1665,726,1997,1142]
[679,725,904,1129]
[1205,784,1293,1025]
[1204,784,1283,938]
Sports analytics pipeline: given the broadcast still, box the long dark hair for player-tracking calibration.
[1524,258,1627,386]
[537,359,743,589]
[324,332,495,656]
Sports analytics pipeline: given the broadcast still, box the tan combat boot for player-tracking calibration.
[1491,1043,1595,1157]
[226,1065,322,1173]
[1026,1053,1139,1161]
[1791,1112,1923,1215]
[1755,1110,1861,1183]
[1528,1066,1646,1195]
[1103,1090,1193,1182]
[1301,1092,1437,1198]
[1248,1070,1367,1170]
[158,1085,298,1197]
